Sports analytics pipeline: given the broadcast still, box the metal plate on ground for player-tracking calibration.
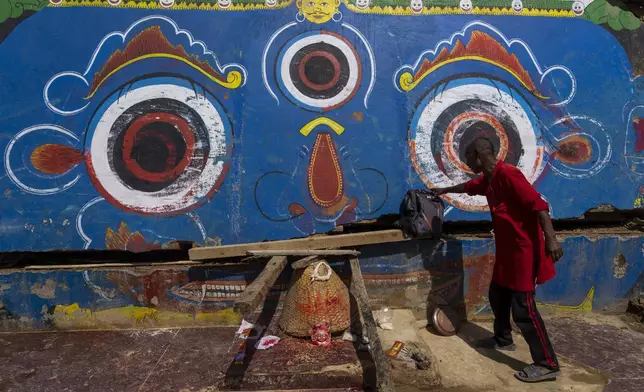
[432,306,460,336]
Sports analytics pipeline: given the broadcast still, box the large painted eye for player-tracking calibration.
[84,76,231,215]
[277,31,362,112]
[409,78,544,211]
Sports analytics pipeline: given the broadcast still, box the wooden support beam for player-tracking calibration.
[233,256,288,317]
[247,249,360,257]
[189,229,406,260]
[23,260,202,270]
[348,257,394,392]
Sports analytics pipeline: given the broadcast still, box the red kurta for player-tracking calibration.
[464,161,556,291]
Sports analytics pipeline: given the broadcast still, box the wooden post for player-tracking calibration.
[233,256,287,317]
[348,257,394,392]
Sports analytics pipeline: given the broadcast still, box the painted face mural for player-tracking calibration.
[459,0,473,13]
[297,0,341,23]
[410,0,424,14]
[355,0,369,10]
[572,1,584,16]
[0,0,642,250]
[218,0,232,8]
[511,0,523,13]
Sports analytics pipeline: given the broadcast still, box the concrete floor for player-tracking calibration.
[0,312,643,391]
[420,312,644,392]
[422,321,608,392]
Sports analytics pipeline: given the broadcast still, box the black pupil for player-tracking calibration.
[305,56,335,85]
[130,122,186,173]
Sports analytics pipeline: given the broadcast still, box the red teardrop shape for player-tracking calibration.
[308,132,343,207]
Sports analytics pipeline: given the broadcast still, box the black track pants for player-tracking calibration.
[488,282,559,370]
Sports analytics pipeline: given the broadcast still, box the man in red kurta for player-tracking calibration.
[436,138,563,383]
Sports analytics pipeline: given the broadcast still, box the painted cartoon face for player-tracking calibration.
[298,0,340,23]
[459,0,473,13]
[218,0,232,9]
[265,0,277,6]
[410,0,423,14]
[511,0,523,13]
[572,1,584,16]
[356,0,369,10]
[159,0,174,8]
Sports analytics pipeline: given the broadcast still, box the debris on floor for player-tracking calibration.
[255,335,280,350]
[374,307,394,330]
[342,330,369,343]
[410,352,431,370]
[235,319,263,339]
[377,309,442,388]
[387,340,404,358]
[233,341,247,364]
[394,341,432,370]
[342,330,357,342]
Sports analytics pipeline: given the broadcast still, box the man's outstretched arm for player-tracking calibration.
[435,183,467,195]
[537,211,563,262]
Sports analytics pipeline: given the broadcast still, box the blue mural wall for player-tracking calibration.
[0,1,643,251]
[0,234,642,330]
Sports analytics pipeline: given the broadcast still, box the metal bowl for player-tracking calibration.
[432,305,460,336]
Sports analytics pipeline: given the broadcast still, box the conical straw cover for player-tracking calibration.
[279,260,351,337]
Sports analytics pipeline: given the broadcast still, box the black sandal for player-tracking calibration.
[514,364,560,383]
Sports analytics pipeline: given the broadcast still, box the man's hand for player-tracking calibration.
[536,210,563,262]
[433,187,445,195]
[545,236,564,262]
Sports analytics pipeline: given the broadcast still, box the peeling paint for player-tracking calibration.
[30,279,57,299]
[613,254,628,279]
[52,303,240,329]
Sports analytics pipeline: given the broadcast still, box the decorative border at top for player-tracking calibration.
[47,0,293,11]
[2,0,641,32]
[344,4,573,17]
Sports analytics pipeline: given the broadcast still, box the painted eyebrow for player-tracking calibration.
[399,30,549,100]
[85,26,236,99]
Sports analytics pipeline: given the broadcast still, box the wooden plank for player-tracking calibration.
[348,257,394,392]
[23,260,202,270]
[291,255,321,270]
[233,256,288,316]
[189,229,406,260]
[247,249,360,257]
